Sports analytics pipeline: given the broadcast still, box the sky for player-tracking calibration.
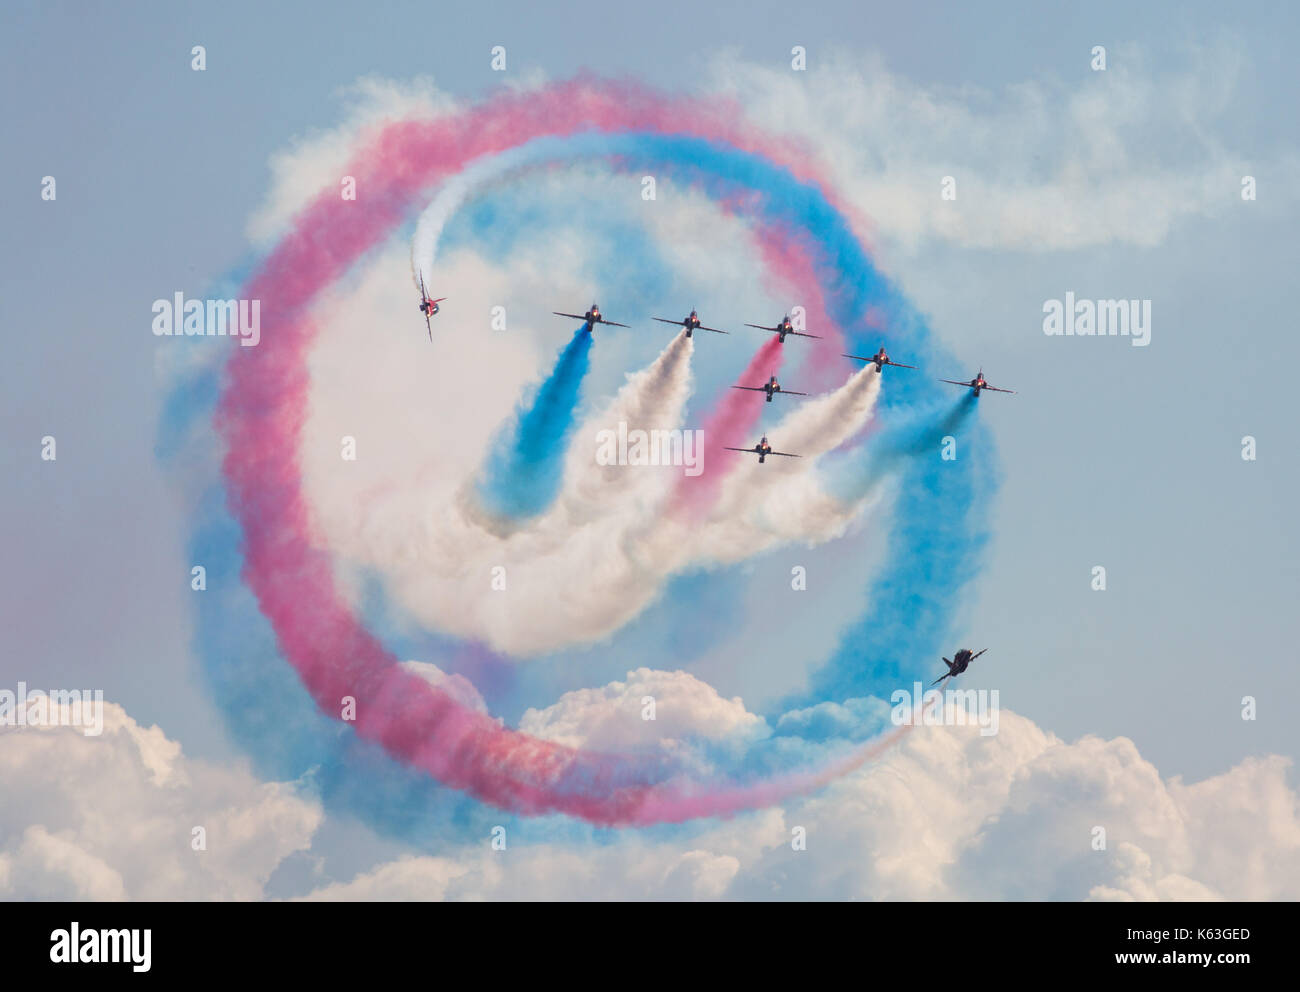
[1,0,1298,900]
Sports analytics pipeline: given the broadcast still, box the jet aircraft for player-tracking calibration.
[745,315,822,342]
[417,275,447,340]
[930,647,988,687]
[939,370,1015,395]
[731,374,808,402]
[553,303,629,332]
[723,435,801,464]
[843,346,915,372]
[652,309,728,338]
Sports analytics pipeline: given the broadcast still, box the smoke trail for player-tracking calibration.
[794,393,991,705]
[671,363,883,564]
[477,327,593,520]
[559,329,694,515]
[185,80,995,826]
[411,157,508,293]
[333,329,696,658]
[410,136,595,292]
[825,393,978,504]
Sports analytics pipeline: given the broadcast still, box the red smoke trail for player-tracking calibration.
[218,78,886,825]
[670,336,783,517]
[754,231,848,393]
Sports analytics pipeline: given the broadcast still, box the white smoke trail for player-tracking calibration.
[333,338,887,656]
[380,135,892,656]
[410,156,507,293]
[410,134,614,294]
[640,364,884,568]
[338,330,696,656]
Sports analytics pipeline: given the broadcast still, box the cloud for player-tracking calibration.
[0,702,321,900]
[708,45,1295,254]
[299,704,1300,901]
[5,690,1295,900]
[299,855,470,902]
[519,667,768,756]
[402,661,491,715]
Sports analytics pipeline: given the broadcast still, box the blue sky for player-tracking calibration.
[2,1,1298,899]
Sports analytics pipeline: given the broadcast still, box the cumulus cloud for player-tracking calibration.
[0,701,321,900]
[300,704,1300,901]
[5,690,1296,901]
[402,661,492,715]
[519,667,769,763]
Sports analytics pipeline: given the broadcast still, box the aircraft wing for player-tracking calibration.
[779,390,809,396]
[769,451,801,458]
[730,386,767,392]
[842,353,874,362]
[885,360,917,369]
[428,297,447,305]
[970,648,988,661]
[788,331,823,339]
[600,319,630,328]
[553,312,589,320]
[722,446,755,453]
[651,317,682,326]
[939,378,972,387]
[744,323,779,331]
[983,385,1016,393]
[698,325,729,334]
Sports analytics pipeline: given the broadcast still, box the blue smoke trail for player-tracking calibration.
[803,393,992,700]
[477,327,593,520]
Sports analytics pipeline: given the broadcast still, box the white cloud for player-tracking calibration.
[0,702,321,900]
[402,661,491,715]
[519,667,768,758]
[708,45,1295,255]
[300,705,1300,901]
[299,855,470,902]
[5,691,1295,901]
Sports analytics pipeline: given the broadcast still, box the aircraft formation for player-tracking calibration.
[418,296,1015,464]
[418,291,1002,692]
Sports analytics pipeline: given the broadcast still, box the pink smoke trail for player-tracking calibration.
[671,336,784,517]
[754,232,847,392]
[218,78,888,826]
